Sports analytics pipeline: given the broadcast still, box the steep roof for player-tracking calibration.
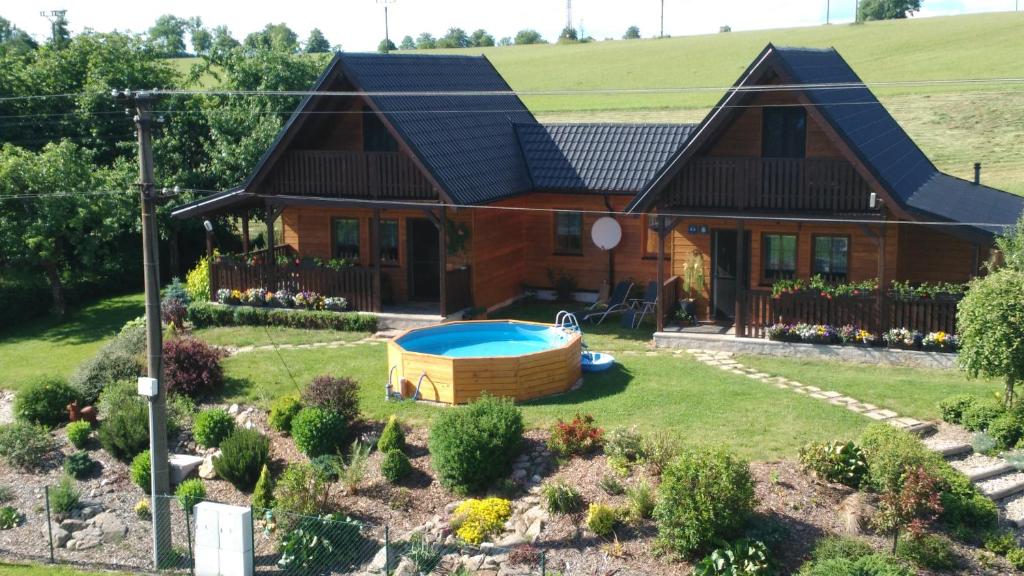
[517,123,696,193]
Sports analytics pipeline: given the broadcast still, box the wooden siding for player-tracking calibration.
[706,89,843,159]
[897,225,983,283]
[470,201,527,310]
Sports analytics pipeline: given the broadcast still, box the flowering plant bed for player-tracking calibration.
[188,301,377,332]
[767,324,957,353]
[216,287,348,312]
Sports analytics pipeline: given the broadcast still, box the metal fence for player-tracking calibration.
[15,489,547,575]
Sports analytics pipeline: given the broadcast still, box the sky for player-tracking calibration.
[6,0,1018,52]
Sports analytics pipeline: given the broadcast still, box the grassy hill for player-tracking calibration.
[172,12,1024,194]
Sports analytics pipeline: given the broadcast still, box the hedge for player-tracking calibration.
[187,301,377,332]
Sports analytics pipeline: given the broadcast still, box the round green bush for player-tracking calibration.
[961,402,1004,432]
[98,397,150,462]
[63,451,95,479]
[301,375,361,424]
[290,407,347,458]
[654,447,755,558]
[176,478,206,513]
[131,450,152,491]
[70,326,145,404]
[380,449,411,483]
[14,377,79,427]
[213,428,270,491]
[65,421,92,450]
[987,412,1024,450]
[309,454,340,482]
[1007,548,1024,570]
[895,534,957,571]
[0,422,55,470]
[586,503,617,537]
[193,408,236,449]
[428,394,523,494]
[377,415,406,453]
[937,394,978,425]
[269,396,303,434]
[798,554,912,576]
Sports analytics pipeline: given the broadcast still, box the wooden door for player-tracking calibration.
[407,218,440,300]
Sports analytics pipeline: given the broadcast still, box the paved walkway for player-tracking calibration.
[225,334,387,356]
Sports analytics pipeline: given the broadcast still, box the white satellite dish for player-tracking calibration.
[591,217,622,250]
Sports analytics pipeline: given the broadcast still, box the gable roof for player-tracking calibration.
[517,123,696,193]
[627,44,1023,237]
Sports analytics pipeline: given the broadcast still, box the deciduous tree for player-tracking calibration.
[148,14,188,56]
[514,29,544,45]
[858,0,921,21]
[623,25,641,39]
[399,35,416,50]
[305,28,331,53]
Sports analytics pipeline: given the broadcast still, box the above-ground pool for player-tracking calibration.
[387,320,582,404]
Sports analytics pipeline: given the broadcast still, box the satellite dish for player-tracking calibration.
[591,217,622,250]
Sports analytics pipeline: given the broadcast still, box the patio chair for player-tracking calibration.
[627,281,659,329]
[583,280,634,325]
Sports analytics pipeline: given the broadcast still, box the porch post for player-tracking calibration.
[734,219,746,338]
[439,207,448,318]
[371,208,382,312]
[241,213,250,254]
[264,202,279,289]
[656,214,666,333]
[877,206,888,334]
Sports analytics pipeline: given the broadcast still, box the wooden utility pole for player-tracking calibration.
[660,0,665,37]
[127,90,172,566]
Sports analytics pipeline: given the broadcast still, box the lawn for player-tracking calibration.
[0,564,121,576]
[736,354,1003,420]
[192,326,369,348]
[0,293,144,391]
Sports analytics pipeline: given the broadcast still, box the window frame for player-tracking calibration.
[811,234,851,283]
[553,212,584,256]
[761,106,807,159]
[331,217,361,262]
[378,218,400,266]
[761,232,798,283]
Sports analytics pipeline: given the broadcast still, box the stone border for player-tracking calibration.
[655,331,956,369]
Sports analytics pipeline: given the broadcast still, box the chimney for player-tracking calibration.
[974,162,982,185]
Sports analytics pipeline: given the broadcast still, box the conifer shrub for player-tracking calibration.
[428,394,523,494]
[380,449,412,483]
[377,415,406,453]
[291,407,347,458]
[213,428,270,491]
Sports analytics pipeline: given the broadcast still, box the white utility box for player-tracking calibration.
[194,502,253,576]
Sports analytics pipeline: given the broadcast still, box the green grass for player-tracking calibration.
[0,293,144,390]
[193,326,368,347]
[0,563,124,576]
[736,354,1002,420]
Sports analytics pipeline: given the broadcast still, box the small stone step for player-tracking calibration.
[1001,493,1024,528]
[949,453,1016,483]
[975,471,1024,500]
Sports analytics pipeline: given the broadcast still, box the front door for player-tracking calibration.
[712,230,751,320]
[407,218,440,300]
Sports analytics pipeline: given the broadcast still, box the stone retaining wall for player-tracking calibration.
[654,332,957,369]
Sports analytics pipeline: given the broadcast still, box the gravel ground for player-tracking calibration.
[922,422,974,452]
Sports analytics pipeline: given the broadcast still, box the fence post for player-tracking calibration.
[540,549,546,575]
[43,485,54,564]
[384,524,390,574]
[249,506,256,572]
[184,502,195,576]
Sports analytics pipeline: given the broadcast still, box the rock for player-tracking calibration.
[52,527,71,548]
[169,453,204,484]
[228,403,240,415]
[838,492,877,535]
[393,558,417,576]
[511,469,527,481]
[444,501,462,514]
[523,518,543,543]
[80,506,100,520]
[480,542,494,553]
[369,545,389,571]
[68,528,102,550]
[198,453,219,480]
[530,475,542,484]
[90,512,127,544]
[497,533,526,548]
[60,519,88,533]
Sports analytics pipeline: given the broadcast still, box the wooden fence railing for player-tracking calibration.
[210,261,379,312]
[266,150,436,200]
[661,276,680,324]
[446,266,473,313]
[741,289,960,339]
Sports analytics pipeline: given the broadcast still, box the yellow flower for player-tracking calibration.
[452,498,511,545]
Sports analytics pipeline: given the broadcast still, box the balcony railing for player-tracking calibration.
[665,157,873,212]
[265,150,437,200]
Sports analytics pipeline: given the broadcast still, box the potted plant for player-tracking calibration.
[680,250,705,322]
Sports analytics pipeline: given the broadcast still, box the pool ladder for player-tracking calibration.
[556,310,589,352]
[386,365,428,402]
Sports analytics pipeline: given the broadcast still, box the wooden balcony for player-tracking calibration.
[265,150,437,200]
[665,157,873,212]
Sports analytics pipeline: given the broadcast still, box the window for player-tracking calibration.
[762,233,797,281]
[813,235,849,282]
[332,218,360,261]
[379,219,399,264]
[363,107,398,152]
[554,212,583,254]
[762,107,806,158]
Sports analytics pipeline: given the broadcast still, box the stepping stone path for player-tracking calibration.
[686,348,1024,531]
[225,334,387,356]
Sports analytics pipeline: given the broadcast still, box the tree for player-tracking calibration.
[993,213,1024,273]
[209,25,240,63]
[415,32,436,49]
[436,27,469,49]
[958,267,1024,408]
[558,27,579,43]
[0,17,38,55]
[190,27,212,56]
[623,26,641,39]
[47,11,71,49]
[858,0,921,21]
[377,38,397,53]
[148,14,188,57]
[514,29,545,45]
[469,29,495,47]
[497,37,513,47]
[399,35,416,50]
[305,28,331,53]
[244,23,299,53]
[870,466,942,553]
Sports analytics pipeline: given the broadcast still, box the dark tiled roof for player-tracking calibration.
[339,53,536,204]
[518,123,696,193]
[772,45,1023,234]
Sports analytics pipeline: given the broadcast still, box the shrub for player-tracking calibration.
[269,396,302,434]
[131,450,152,490]
[428,394,523,494]
[694,539,770,576]
[938,394,978,424]
[277,514,364,573]
[187,301,378,332]
[301,375,360,425]
[185,256,211,303]
[377,415,406,453]
[541,481,583,514]
[337,441,371,495]
[957,268,1024,405]
[14,376,79,427]
[98,396,150,462]
[291,407,347,458]
[65,421,92,449]
[380,449,412,483]
[214,428,270,491]
[973,432,998,454]
[451,498,512,544]
[49,475,80,516]
[273,463,330,520]
[0,422,55,470]
[872,466,943,553]
[625,480,655,522]
[798,554,912,576]
[989,412,1024,450]
[1008,548,1024,570]
[603,426,644,473]
[0,506,19,530]
[70,326,145,404]
[655,447,755,557]
[252,464,274,511]
[161,296,188,330]
[982,530,1017,556]
[810,536,874,562]
[639,431,680,475]
[176,478,206,513]
[134,499,151,520]
[193,409,236,449]
[599,474,625,495]
[961,402,1003,432]
[62,451,95,479]
[162,337,227,397]
[895,534,957,571]
[798,440,868,488]
[309,454,341,483]
[547,413,602,457]
[586,503,617,537]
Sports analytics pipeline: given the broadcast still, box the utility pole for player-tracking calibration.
[39,9,68,48]
[660,0,665,37]
[566,0,573,30]
[378,0,395,53]
[827,0,831,24]
[122,89,172,567]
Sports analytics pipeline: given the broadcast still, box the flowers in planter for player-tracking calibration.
[883,327,922,350]
[323,297,348,312]
[213,287,348,312]
[794,323,840,344]
[922,331,959,352]
[766,324,797,342]
[771,276,878,299]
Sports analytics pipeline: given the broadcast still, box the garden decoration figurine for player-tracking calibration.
[66,400,98,425]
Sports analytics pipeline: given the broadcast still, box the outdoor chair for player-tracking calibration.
[627,281,659,329]
[583,280,634,325]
